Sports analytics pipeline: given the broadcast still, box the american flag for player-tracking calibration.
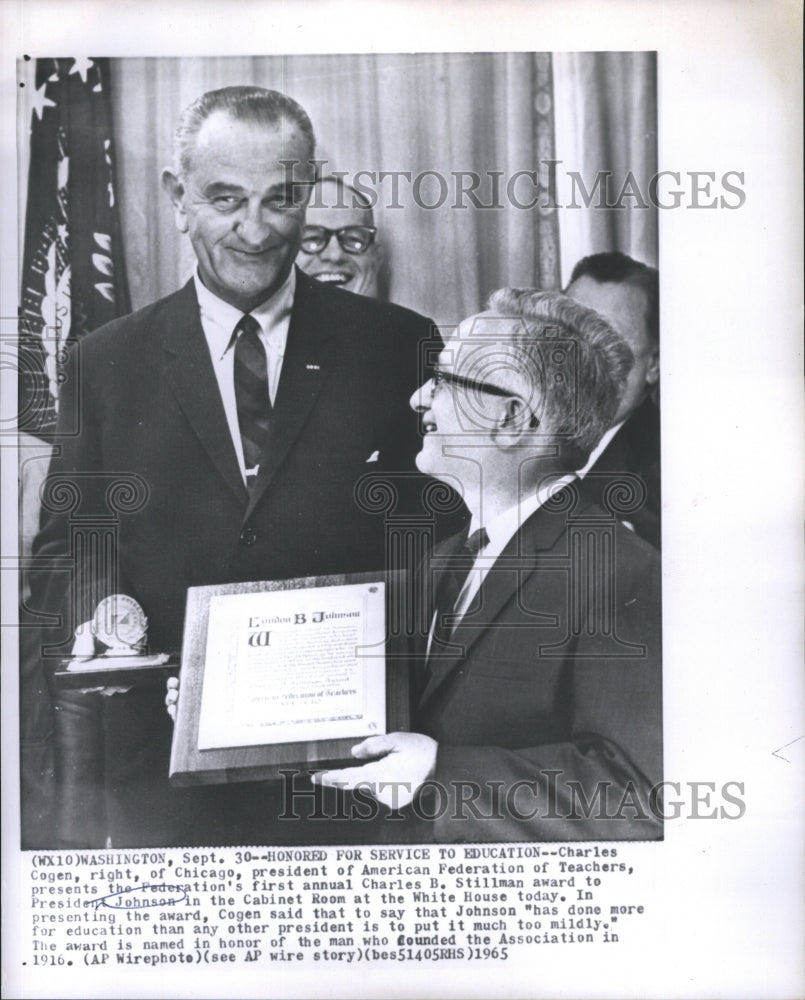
[18,57,130,438]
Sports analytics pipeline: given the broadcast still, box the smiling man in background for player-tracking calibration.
[296,175,383,298]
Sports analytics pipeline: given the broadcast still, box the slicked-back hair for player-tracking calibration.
[567,251,659,346]
[173,86,316,177]
[485,288,634,467]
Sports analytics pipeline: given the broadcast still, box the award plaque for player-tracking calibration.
[53,594,179,688]
[169,571,409,786]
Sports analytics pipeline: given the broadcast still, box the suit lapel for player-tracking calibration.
[159,282,247,505]
[244,270,337,520]
[417,488,580,708]
[595,398,659,476]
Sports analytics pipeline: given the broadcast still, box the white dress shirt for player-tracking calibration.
[194,267,295,482]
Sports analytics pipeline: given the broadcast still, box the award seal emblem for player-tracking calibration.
[91,595,148,654]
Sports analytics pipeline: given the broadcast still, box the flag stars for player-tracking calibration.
[30,81,56,122]
[69,56,95,84]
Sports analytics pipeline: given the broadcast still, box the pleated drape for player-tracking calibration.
[111,53,564,328]
[553,51,658,282]
[107,52,655,328]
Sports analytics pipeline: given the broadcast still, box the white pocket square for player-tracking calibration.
[365,450,380,463]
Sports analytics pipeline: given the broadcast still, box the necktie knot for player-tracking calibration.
[464,526,489,556]
[234,312,262,344]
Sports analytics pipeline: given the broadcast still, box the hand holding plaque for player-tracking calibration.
[313,731,438,809]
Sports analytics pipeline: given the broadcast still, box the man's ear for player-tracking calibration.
[494,396,534,449]
[161,169,189,234]
[646,346,660,386]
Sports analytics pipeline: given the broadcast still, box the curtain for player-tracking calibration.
[17,54,659,330]
[110,53,563,329]
[553,52,658,284]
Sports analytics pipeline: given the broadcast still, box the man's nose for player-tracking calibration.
[236,201,274,247]
[318,232,345,261]
[409,380,433,412]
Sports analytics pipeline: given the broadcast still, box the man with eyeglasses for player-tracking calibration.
[30,86,450,848]
[296,176,382,298]
[317,290,663,842]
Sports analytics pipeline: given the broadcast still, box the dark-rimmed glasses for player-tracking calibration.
[299,225,377,255]
[431,366,540,427]
[432,366,514,398]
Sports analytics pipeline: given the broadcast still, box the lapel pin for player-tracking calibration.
[305,363,321,370]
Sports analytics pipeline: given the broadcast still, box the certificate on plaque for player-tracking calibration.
[169,572,409,786]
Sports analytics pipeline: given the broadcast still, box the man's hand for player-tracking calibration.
[313,732,437,810]
[165,676,180,722]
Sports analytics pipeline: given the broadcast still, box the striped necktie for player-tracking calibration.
[233,314,270,479]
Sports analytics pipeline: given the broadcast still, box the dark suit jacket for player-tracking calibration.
[30,270,452,847]
[579,397,661,549]
[396,486,663,843]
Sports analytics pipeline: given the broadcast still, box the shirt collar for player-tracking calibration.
[194,266,296,352]
[576,419,626,478]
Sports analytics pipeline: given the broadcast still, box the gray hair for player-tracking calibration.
[172,86,316,177]
[485,288,634,465]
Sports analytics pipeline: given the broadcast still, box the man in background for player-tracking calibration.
[296,176,383,298]
[566,252,660,548]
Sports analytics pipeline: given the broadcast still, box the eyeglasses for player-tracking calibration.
[299,225,377,255]
[431,367,541,427]
[432,366,513,398]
